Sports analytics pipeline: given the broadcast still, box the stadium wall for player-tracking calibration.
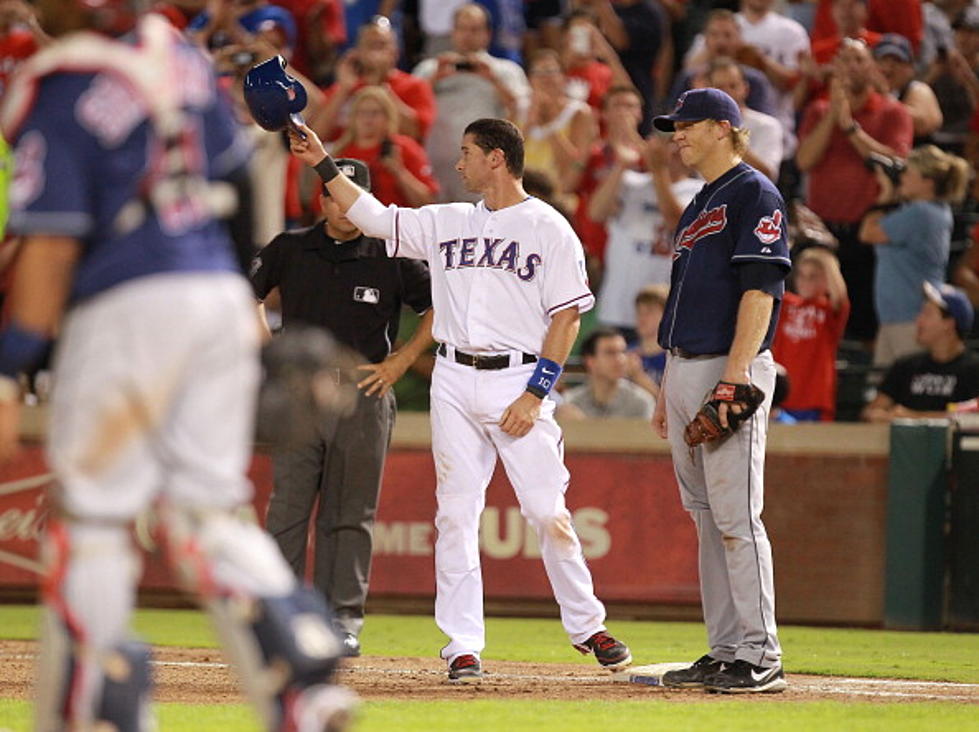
[0,409,889,625]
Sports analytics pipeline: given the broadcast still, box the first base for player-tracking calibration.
[611,662,690,686]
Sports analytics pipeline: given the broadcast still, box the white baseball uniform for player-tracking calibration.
[597,171,700,329]
[346,192,609,661]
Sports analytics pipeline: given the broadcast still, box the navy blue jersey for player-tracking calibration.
[3,19,250,303]
[658,162,791,355]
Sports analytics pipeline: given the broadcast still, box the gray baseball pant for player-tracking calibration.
[266,388,396,636]
[663,350,782,668]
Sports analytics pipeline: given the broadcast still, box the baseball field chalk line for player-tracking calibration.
[5,653,979,701]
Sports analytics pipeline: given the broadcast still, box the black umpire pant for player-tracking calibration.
[266,387,396,636]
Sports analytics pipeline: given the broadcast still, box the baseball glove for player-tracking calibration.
[257,326,359,449]
[683,381,765,448]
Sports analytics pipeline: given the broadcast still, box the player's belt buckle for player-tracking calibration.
[438,343,537,370]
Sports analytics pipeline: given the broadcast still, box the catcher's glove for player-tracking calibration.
[684,381,765,448]
[257,326,359,449]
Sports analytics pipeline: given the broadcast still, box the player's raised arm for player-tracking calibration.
[287,123,412,248]
[288,124,364,213]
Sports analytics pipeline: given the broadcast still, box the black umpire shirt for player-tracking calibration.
[250,223,432,364]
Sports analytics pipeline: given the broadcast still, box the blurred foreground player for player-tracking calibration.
[0,1,355,729]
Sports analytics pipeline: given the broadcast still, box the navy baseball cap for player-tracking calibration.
[874,34,913,63]
[923,282,975,337]
[653,88,742,133]
[323,158,371,194]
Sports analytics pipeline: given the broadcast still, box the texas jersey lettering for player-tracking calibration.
[438,236,540,281]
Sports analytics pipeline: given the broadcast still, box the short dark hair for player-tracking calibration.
[580,327,625,359]
[463,118,525,176]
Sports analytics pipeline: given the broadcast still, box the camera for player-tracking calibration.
[380,138,393,157]
[864,152,906,186]
[455,60,476,72]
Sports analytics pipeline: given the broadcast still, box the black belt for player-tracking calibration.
[437,343,537,370]
[669,347,725,359]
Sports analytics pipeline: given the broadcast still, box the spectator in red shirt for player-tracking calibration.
[811,0,882,65]
[271,0,346,83]
[796,38,913,343]
[573,84,645,272]
[772,247,851,421]
[331,85,439,208]
[312,14,436,143]
[0,0,45,98]
[561,9,632,115]
[812,0,922,52]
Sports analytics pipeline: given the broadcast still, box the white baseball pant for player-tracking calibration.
[430,355,607,662]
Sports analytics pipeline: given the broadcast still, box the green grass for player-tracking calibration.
[4,605,979,731]
[2,605,978,683]
[3,698,979,732]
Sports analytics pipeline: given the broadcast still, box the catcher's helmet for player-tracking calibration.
[243,55,308,132]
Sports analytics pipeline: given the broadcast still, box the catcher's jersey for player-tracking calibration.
[1,16,249,303]
[347,194,594,355]
[658,162,790,355]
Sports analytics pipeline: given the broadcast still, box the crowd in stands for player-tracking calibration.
[4,0,979,421]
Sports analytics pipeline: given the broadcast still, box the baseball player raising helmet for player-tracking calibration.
[651,88,791,693]
[0,4,355,729]
[288,117,632,681]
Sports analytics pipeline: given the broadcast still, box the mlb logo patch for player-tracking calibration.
[354,286,380,304]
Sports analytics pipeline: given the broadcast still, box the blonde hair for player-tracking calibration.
[635,283,670,309]
[730,126,750,156]
[333,86,399,152]
[907,144,971,204]
[796,246,845,293]
[700,119,750,156]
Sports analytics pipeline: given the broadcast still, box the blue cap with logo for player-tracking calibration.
[653,88,742,133]
[243,55,308,133]
[873,33,913,64]
[923,281,975,337]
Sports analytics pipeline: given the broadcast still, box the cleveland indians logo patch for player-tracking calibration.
[754,209,783,245]
[675,205,728,253]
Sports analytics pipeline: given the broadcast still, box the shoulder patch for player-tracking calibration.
[753,209,783,245]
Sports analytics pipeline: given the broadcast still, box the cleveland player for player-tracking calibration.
[289,118,631,681]
[0,1,354,728]
[652,88,790,693]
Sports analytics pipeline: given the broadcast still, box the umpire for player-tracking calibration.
[250,158,434,657]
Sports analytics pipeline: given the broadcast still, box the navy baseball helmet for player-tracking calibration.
[243,55,308,132]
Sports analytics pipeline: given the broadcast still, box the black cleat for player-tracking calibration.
[573,631,632,671]
[340,633,361,658]
[447,654,483,681]
[662,654,725,688]
[704,659,787,693]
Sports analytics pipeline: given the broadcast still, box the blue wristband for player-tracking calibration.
[0,321,52,377]
[526,357,562,399]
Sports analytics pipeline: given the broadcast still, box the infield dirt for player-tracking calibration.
[2,640,978,705]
